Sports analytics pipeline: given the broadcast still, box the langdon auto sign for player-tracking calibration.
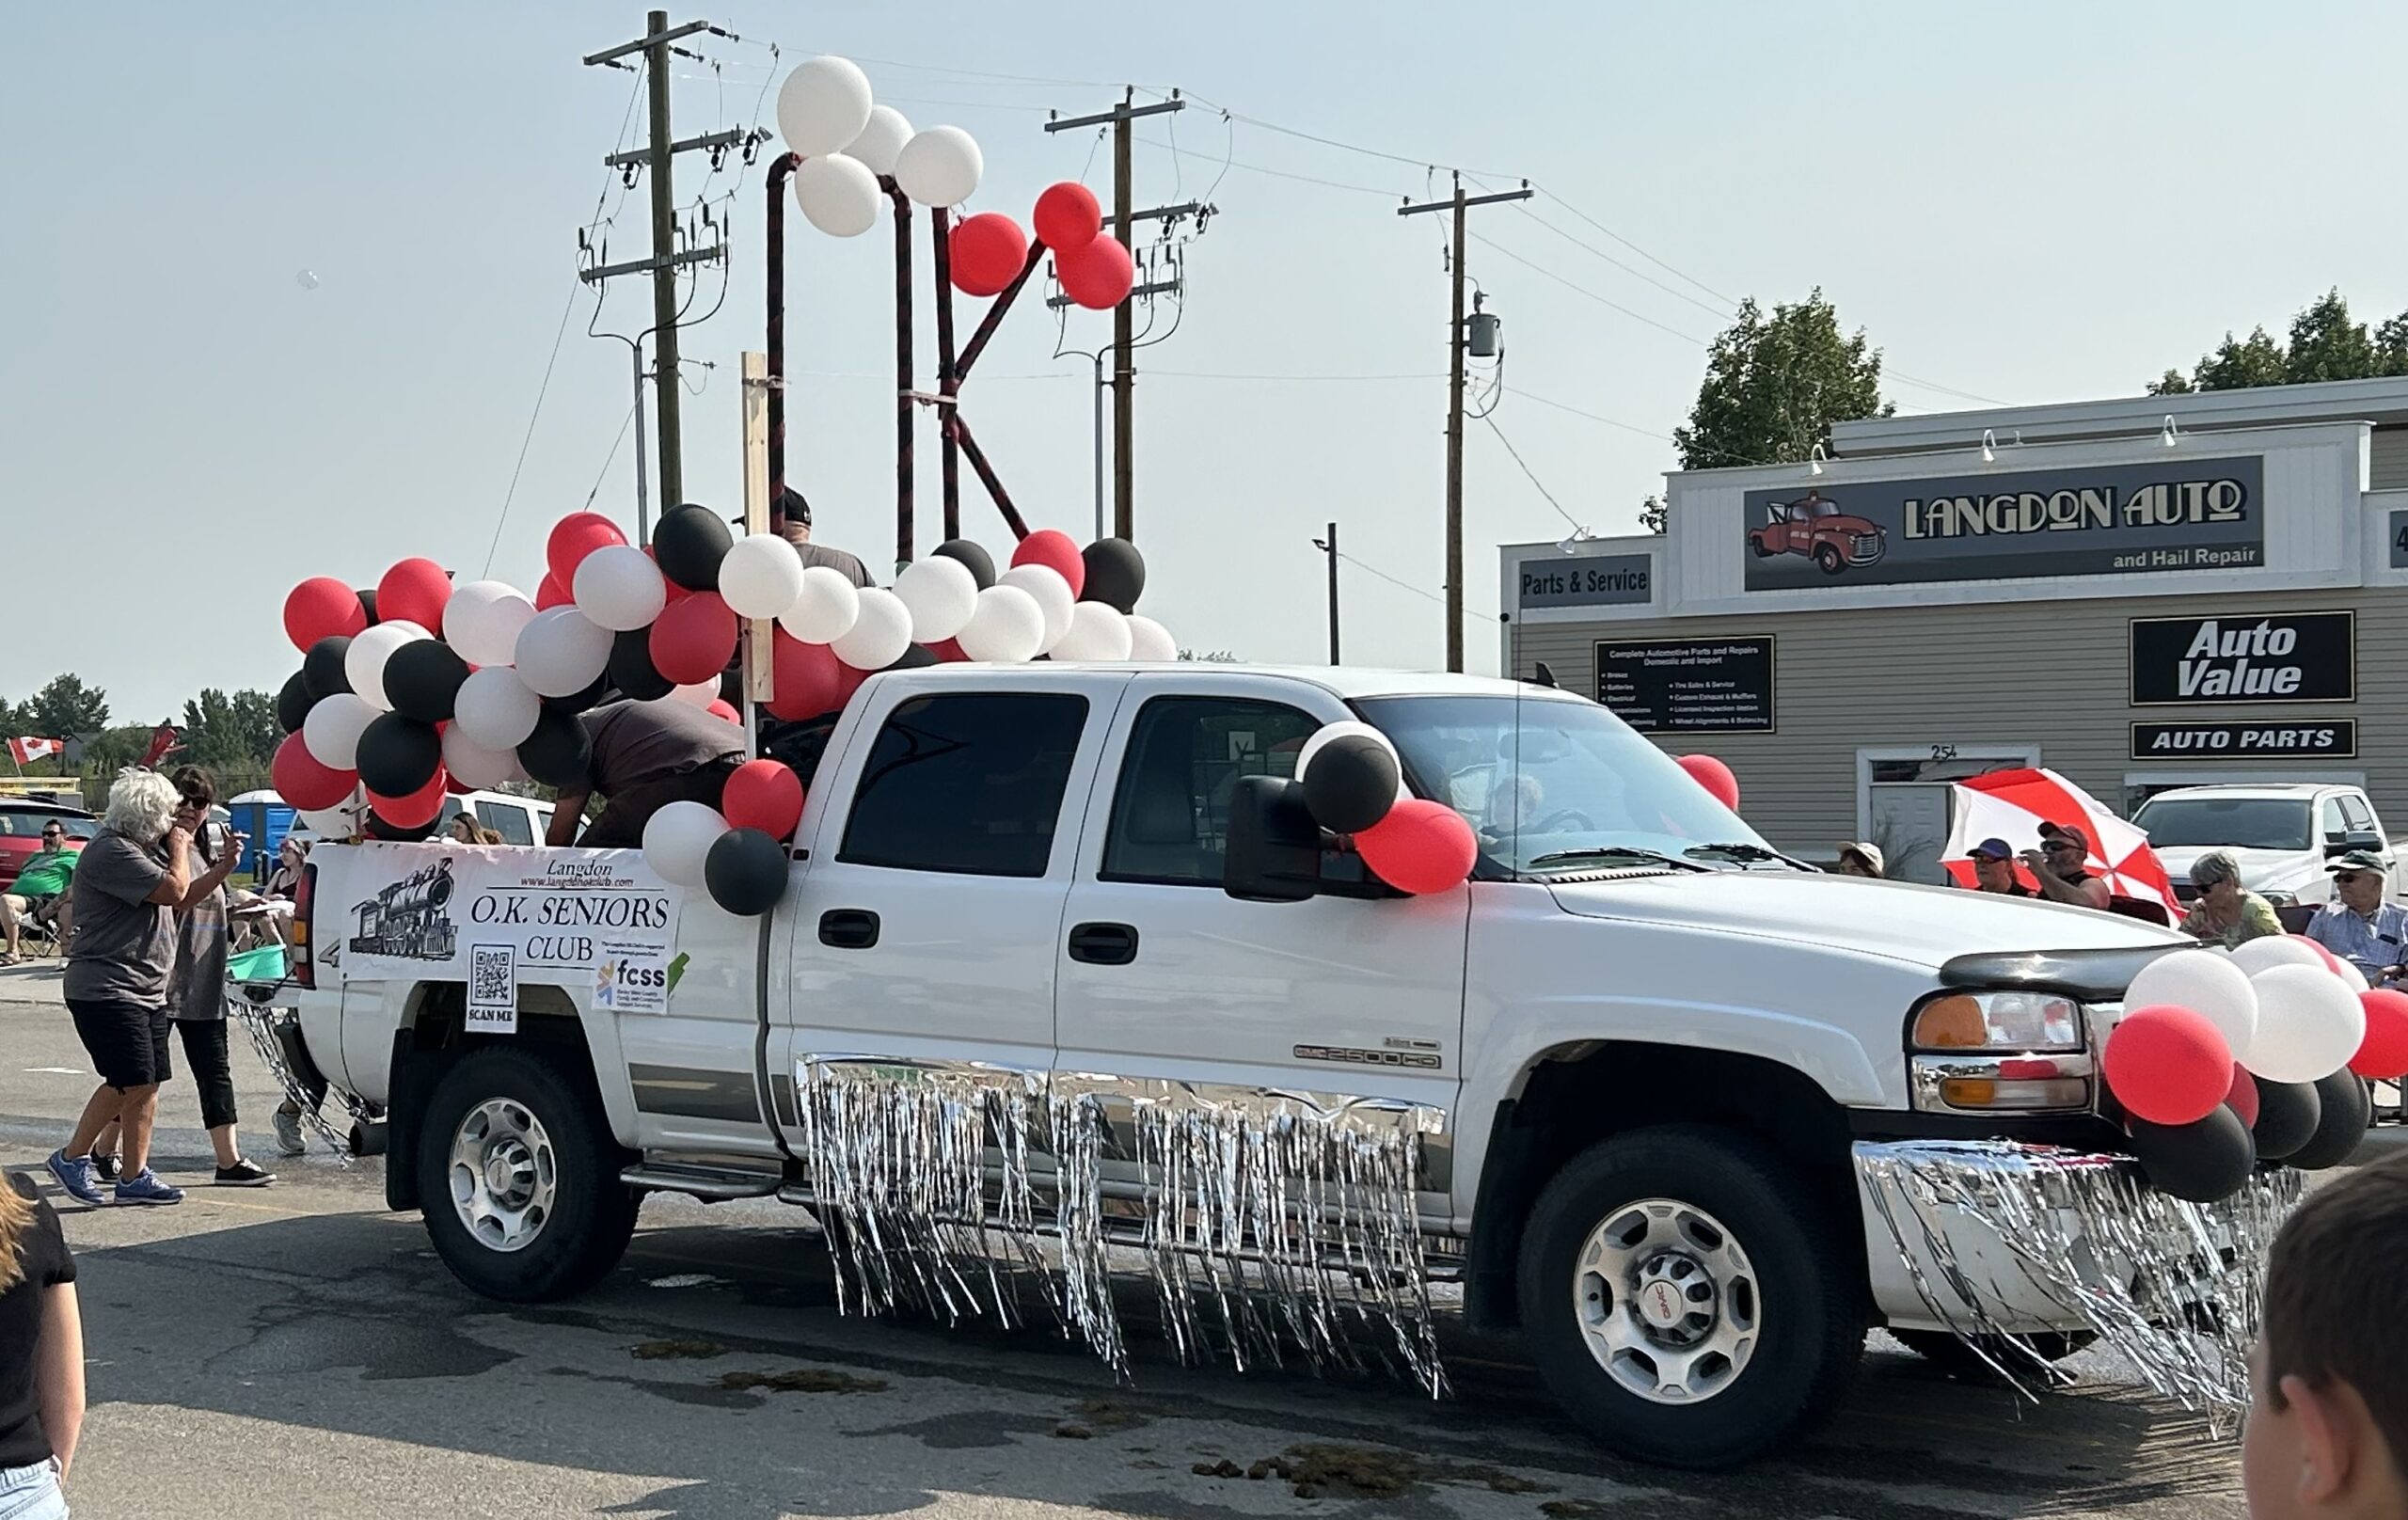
[2129,611,2355,705]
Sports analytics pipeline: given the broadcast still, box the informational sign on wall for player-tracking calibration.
[2131,720,2357,760]
[2129,611,2355,705]
[2389,509,2408,568]
[1740,455,2265,591]
[1596,638,1775,733]
[1516,553,1653,610]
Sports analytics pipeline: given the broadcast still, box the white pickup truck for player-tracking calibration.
[286,663,2208,1468]
[2132,782,2396,910]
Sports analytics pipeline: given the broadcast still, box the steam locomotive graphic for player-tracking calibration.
[347,857,459,961]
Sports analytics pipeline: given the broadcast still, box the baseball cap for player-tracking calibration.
[777,485,813,528]
[2327,849,2387,875]
[2038,821,2091,852]
[1965,837,2013,862]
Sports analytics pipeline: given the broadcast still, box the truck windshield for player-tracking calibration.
[2131,797,2313,850]
[1355,694,1775,876]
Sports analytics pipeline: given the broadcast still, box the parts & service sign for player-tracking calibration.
[1740,456,2264,591]
[341,845,681,1001]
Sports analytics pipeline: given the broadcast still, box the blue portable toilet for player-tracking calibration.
[225,789,297,878]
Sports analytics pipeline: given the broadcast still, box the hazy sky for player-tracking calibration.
[8,2,2404,721]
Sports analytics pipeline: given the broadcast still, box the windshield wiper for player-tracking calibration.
[1526,846,1713,873]
[1683,842,1815,870]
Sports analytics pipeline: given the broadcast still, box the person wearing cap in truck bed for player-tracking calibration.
[2019,821,2112,911]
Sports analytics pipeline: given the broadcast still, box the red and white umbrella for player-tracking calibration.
[1941,767,2180,919]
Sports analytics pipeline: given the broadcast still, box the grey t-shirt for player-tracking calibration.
[63,830,176,1007]
[579,699,746,796]
[792,540,872,588]
[166,834,230,1022]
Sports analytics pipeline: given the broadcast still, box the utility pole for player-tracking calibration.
[1311,523,1340,664]
[1045,90,1186,541]
[1399,172,1529,672]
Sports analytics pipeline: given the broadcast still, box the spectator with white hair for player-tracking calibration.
[2178,848,2284,951]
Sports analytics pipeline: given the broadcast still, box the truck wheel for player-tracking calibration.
[1814,544,1846,576]
[1748,537,1773,558]
[1515,1125,1862,1469]
[417,1047,639,1303]
[1893,1328,2093,1382]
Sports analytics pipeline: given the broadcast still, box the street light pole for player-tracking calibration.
[1311,525,1340,664]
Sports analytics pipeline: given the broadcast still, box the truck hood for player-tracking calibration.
[2149,843,2322,894]
[1546,871,2183,972]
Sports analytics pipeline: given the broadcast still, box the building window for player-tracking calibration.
[839,693,1089,878]
[1101,697,1320,886]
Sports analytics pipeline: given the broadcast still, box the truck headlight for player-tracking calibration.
[2259,890,2297,909]
[1908,990,2094,1115]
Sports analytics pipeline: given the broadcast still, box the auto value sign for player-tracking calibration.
[2131,720,2357,760]
[2129,611,2354,705]
[1740,455,2264,591]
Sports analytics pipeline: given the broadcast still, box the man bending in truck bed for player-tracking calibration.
[545,697,747,848]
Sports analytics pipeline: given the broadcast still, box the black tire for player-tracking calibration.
[1748,537,1774,559]
[1515,1125,1862,1469]
[417,1046,639,1303]
[1893,1328,2094,1382]
[1814,544,1846,576]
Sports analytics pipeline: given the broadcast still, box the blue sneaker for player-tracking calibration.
[113,1168,184,1206]
[45,1148,105,1207]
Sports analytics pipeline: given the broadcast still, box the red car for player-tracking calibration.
[1748,491,1886,575]
[0,800,95,894]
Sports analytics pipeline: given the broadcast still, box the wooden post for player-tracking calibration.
[740,353,775,726]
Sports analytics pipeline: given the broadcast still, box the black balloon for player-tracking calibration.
[1079,536,1145,612]
[276,670,313,735]
[2128,1107,2257,1203]
[655,502,733,591]
[933,538,996,590]
[883,643,939,672]
[2251,1075,2322,1162]
[543,672,612,717]
[1301,734,1402,835]
[516,707,593,789]
[2287,1069,2372,1171]
[356,713,442,797]
[608,627,675,702]
[356,588,380,625]
[705,827,789,916]
[304,636,354,700]
[384,640,470,724]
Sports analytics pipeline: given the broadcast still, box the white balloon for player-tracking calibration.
[2124,949,2260,1059]
[452,666,543,750]
[892,556,979,643]
[443,580,536,668]
[1051,601,1133,662]
[894,125,983,208]
[776,55,874,157]
[439,725,516,791]
[778,565,862,643]
[831,586,912,670]
[298,789,366,838]
[643,800,729,889]
[343,621,429,712]
[1124,614,1177,662]
[514,608,613,698]
[844,103,913,177]
[2243,963,2368,1084]
[793,152,882,238]
[2232,936,2329,978]
[302,692,379,771]
[720,533,808,621]
[956,584,1045,662]
[998,564,1073,653]
[1295,720,1403,791]
[670,680,721,708]
[572,544,668,632]
[2334,957,2371,991]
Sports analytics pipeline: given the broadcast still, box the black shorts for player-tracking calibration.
[67,997,173,1090]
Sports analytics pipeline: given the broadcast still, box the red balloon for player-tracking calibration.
[1674,752,1740,812]
[927,638,969,662]
[2101,1005,2234,1126]
[705,698,741,723]
[1034,181,1102,252]
[271,731,355,811]
[1355,799,1478,896]
[650,591,739,685]
[645,545,694,602]
[283,577,368,652]
[535,572,573,610]
[723,758,805,841]
[2225,1062,2260,1128]
[950,213,1030,298]
[831,659,875,708]
[377,557,452,632]
[547,512,626,590]
[768,630,845,720]
[1010,529,1087,598]
[1055,232,1134,310]
[2352,989,2408,1079]
[369,767,448,829]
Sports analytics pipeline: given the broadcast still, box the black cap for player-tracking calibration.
[776,485,811,529]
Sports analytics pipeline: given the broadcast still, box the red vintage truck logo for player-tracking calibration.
[1747,491,1886,576]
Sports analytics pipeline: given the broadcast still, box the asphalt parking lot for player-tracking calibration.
[8,961,2386,1520]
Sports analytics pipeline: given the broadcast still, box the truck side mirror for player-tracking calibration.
[1224,776,1321,902]
[2332,829,2384,857]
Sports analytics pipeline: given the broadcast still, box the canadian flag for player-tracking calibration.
[7,736,65,766]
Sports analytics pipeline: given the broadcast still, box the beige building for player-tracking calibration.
[1497,376,2408,881]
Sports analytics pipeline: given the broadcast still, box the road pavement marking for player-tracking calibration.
[25,1067,84,1075]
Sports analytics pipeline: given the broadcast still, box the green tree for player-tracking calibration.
[0,695,24,737]
[23,674,108,738]
[2284,290,2379,384]
[1176,649,1239,663]
[2146,368,2194,396]
[2378,312,2408,376]
[2190,326,2290,390]
[1639,495,1667,534]
[181,688,281,775]
[2152,291,2408,391]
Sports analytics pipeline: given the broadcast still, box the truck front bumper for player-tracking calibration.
[1852,1139,2298,1421]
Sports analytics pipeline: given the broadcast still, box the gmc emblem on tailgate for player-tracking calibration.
[1293,1044,1444,1070]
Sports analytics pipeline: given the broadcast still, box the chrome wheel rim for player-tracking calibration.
[1573,1196,1760,1404]
[448,1098,557,1254]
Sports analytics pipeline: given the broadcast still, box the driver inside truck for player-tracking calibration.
[545,697,747,848]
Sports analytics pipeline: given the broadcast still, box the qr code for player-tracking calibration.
[469,945,514,1012]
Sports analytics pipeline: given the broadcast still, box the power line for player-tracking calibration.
[1335,548,1500,626]
[1504,385,1676,442]
[1505,204,1735,322]
[1468,232,1713,346]
[1481,416,1582,533]
[581,402,641,510]
[484,285,584,577]
[1528,188,1738,309]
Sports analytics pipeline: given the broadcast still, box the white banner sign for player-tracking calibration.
[333,846,680,1005]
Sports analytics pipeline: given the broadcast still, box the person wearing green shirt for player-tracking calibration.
[2178,848,2284,951]
[1,822,79,962]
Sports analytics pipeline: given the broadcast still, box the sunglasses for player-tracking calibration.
[179,796,211,810]
[2336,871,2372,885]
[2043,841,2083,853]
[40,829,62,838]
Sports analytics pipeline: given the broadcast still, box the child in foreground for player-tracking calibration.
[2245,1150,2408,1517]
